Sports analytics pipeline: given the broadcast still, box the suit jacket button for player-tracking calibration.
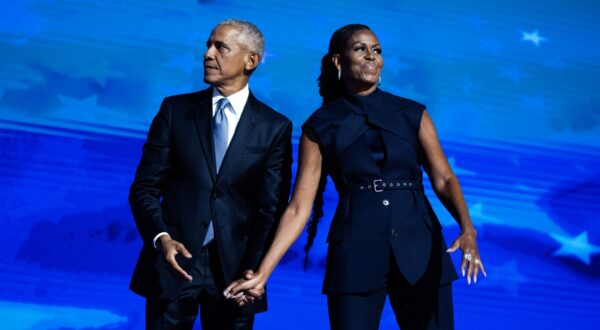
[211,191,217,200]
[391,229,398,237]
[201,222,208,229]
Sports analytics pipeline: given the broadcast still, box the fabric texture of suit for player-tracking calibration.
[129,87,292,314]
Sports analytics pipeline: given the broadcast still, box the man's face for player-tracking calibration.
[203,25,251,88]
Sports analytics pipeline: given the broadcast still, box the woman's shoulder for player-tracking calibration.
[379,90,426,112]
[304,98,349,127]
[302,98,349,145]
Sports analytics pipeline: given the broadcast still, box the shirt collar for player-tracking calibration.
[211,84,250,115]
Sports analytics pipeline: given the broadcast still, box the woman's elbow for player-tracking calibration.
[433,172,456,193]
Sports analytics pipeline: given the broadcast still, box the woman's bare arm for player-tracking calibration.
[419,110,486,284]
[224,134,323,299]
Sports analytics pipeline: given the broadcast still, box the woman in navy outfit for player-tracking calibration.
[225,24,486,329]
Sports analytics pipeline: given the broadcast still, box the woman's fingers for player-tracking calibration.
[223,279,244,298]
[224,277,262,299]
[460,247,470,277]
[467,254,475,285]
[452,233,487,285]
[479,260,487,278]
[446,240,460,253]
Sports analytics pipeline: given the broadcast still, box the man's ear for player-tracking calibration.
[245,52,260,72]
[332,54,342,71]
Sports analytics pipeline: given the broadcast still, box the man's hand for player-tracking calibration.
[159,235,193,282]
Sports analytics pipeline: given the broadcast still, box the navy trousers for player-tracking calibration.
[327,249,454,330]
[146,243,254,330]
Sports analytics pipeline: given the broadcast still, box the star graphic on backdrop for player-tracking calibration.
[448,157,476,176]
[498,66,528,84]
[478,38,504,55]
[550,231,600,265]
[487,260,528,297]
[519,94,546,113]
[469,203,505,226]
[521,30,547,46]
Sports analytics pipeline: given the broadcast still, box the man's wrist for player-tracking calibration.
[153,232,170,249]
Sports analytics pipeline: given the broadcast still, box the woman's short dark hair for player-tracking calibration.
[317,24,372,105]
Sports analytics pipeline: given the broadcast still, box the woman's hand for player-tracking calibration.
[447,229,487,285]
[223,270,267,307]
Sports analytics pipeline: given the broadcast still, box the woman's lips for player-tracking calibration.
[363,62,378,71]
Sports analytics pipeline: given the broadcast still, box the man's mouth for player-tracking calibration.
[204,63,218,70]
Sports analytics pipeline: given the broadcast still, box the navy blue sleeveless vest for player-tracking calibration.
[303,88,458,294]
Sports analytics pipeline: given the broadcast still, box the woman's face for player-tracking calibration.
[335,29,383,94]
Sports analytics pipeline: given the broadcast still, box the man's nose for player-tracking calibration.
[204,45,216,60]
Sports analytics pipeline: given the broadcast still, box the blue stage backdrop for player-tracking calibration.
[1,0,599,329]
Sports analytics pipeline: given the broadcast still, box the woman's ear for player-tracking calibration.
[331,54,342,71]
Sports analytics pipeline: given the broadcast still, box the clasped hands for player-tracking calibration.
[223,270,266,307]
[159,236,266,307]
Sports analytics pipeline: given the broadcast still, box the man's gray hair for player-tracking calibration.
[217,19,265,60]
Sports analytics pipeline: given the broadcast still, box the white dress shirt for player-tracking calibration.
[152,85,250,249]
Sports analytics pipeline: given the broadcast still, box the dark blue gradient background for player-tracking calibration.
[1,1,599,329]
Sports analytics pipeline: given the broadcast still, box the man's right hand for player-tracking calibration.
[159,235,193,282]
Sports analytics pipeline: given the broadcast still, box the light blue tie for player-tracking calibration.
[203,97,229,246]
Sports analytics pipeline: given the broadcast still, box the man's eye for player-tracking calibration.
[374,48,382,54]
[354,47,365,51]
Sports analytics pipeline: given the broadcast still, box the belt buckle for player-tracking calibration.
[373,179,383,192]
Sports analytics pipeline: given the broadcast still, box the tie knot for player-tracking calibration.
[216,98,230,112]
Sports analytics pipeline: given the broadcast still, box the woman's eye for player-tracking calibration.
[374,48,382,54]
[354,47,365,51]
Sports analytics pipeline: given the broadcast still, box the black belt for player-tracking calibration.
[342,179,423,193]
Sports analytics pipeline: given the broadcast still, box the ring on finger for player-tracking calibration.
[474,259,481,264]
[463,253,472,261]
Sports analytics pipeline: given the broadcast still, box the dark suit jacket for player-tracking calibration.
[129,87,292,313]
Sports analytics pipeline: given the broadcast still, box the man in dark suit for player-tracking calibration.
[128,19,292,329]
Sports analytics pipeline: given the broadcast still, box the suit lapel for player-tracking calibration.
[192,89,217,183]
[216,92,259,182]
